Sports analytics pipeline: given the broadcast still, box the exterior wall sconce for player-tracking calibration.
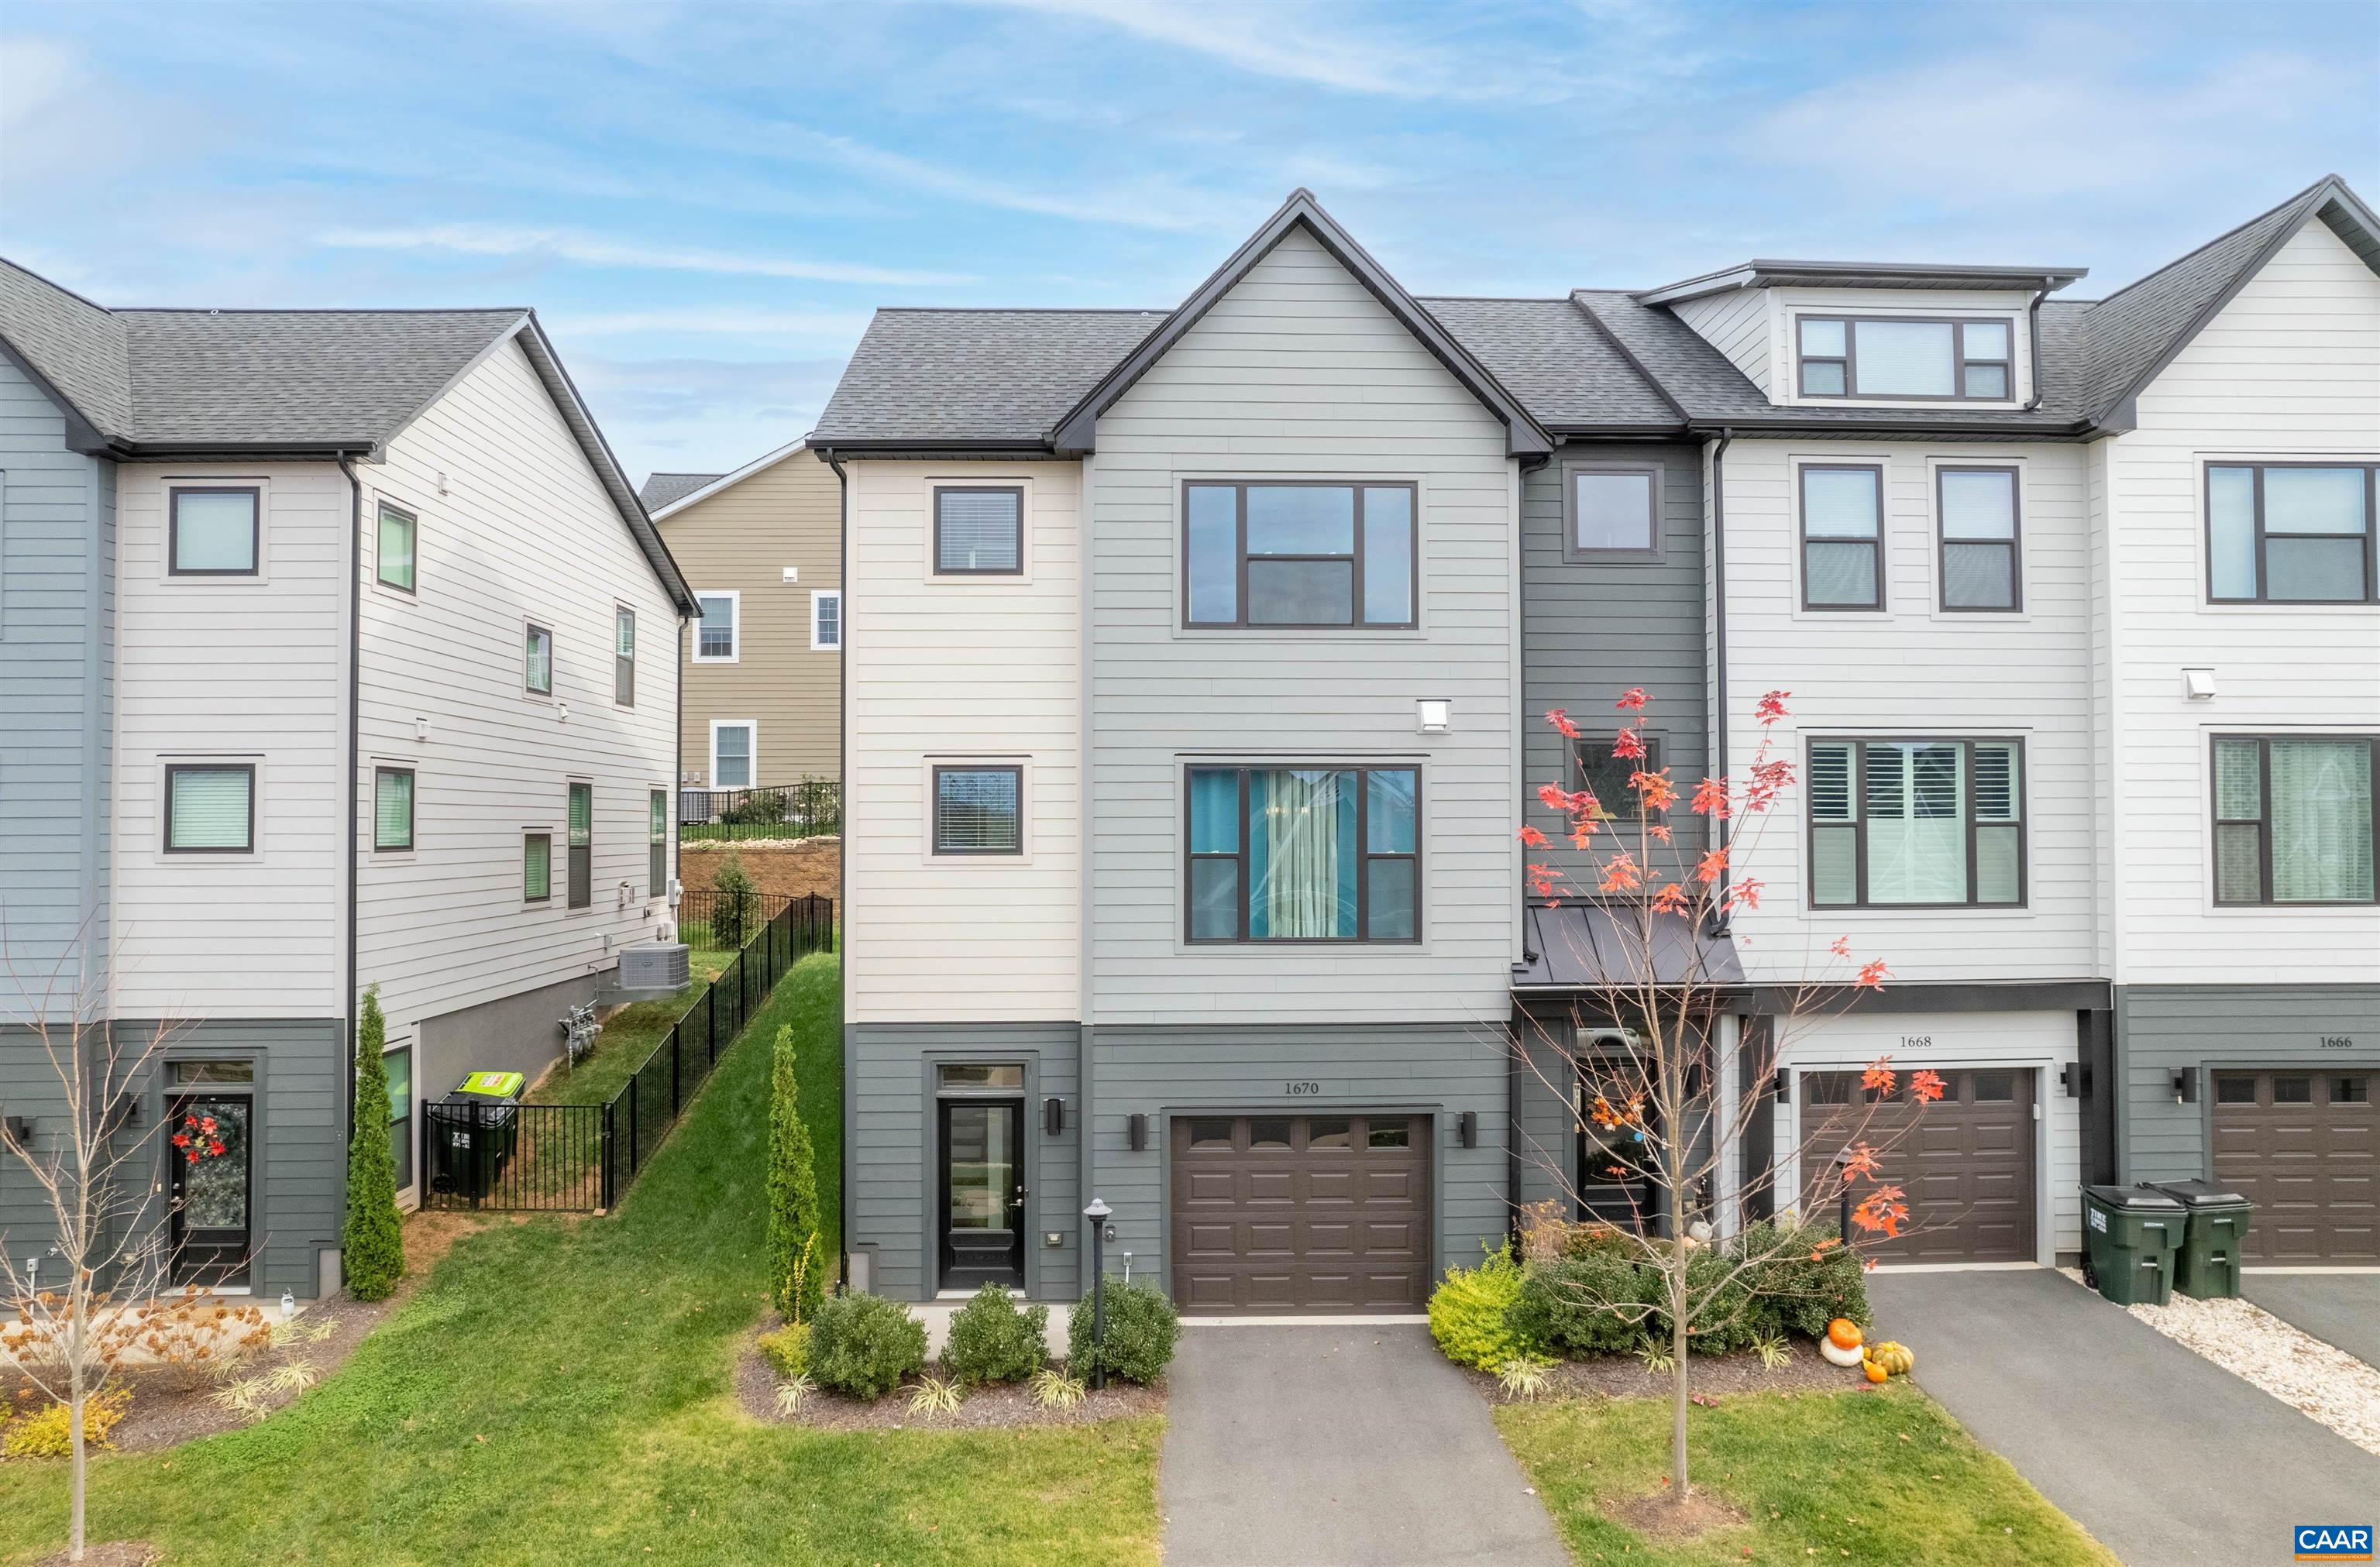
[2182,668,2217,701]
[1415,699,1452,734]
[1044,1096,1065,1136]
[1128,1112,1148,1151]
[3,1115,32,1143]
[2060,1062,2087,1098]
[1770,1071,1790,1103]
[1459,1109,1477,1148]
[2171,1067,2198,1104]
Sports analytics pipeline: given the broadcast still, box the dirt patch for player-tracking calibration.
[32,1543,159,1567]
[681,838,838,901]
[1469,1337,1869,1404]
[1611,1486,1752,1541]
[733,1340,1162,1431]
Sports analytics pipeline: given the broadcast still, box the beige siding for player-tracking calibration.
[659,449,841,782]
[844,460,1082,1022]
[1673,289,1773,396]
[2098,218,2380,987]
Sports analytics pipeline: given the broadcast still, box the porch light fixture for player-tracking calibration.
[1459,1110,1477,1148]
[1416,699,1452,734]
[1128,1112,1148,1151]
[1083,1198,1113,1390]
[1044,1096,1066,1136]
[2171,1067,2198,1104]
[2,1115,31,1143]
[1770,1072,1790,1104]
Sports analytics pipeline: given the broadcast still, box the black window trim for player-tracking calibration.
[375,500,418,596]
[1798,462,1886,613]
[614,603,636,708]
[566,782,593,910]
[933,484,1027,577]
[2208,732,2380,908]
[373,765,415,853]
[167,485,262,578]
[931,763,1025,857]
[523,830,552,905]
[524,621,554,696]
[2202,460,2380,607]
[1935,463,2024,613]
[163,761,256,854]
[1180,479,1420,631]
[1562,460,1666,564]
[1805,736,2030,910]
[1794,314,2017,404]
[1181,761,1423,945]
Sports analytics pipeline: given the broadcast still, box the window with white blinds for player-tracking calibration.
[2213,736,2377,905]
[1808,739,2024,907]
[933,765,1023,854]
[374,768,414,852]
[567,783,593,909]
[934,487,1023,575]
[524,833,552,902]
[165,765,254,853]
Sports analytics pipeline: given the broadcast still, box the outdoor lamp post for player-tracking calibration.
[1834,1146,1856,1256]
[1083,1198,1113,1390]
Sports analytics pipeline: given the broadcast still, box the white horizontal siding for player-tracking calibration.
[1672,289,1773,396]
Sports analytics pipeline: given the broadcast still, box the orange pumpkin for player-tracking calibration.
[1826,1318,1862,1350]
[1864,1359,1888,1384]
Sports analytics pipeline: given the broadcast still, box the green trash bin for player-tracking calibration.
[2081,1185,2186,1306]
[2146,1180,2254,1299]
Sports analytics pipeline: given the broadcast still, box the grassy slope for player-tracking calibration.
[0,954,1157,1566]
[528,947,732,1108]
[1498,1385,2115,1566]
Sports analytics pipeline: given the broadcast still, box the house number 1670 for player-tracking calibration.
[1285,1081,1322,1096]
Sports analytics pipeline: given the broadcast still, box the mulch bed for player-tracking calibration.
[1467,1335,1872,1404]
[1613,1487,1752,1540]
[733,1338,1164,1431]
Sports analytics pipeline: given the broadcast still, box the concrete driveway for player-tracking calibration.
[1868,1269,2380,1566]
[2244,1273,2380,1366]
[1158,1323,1569,1567]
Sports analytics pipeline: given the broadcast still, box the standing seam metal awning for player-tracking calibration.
[1510,904,1743,991]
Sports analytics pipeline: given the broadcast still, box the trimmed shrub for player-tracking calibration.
[1507,1246,1657,1358]
[758,1322,810,1380]
[944,1283,1049,1387]
[1427,1242,1543,1371]
[1732,1220,1871,1338]
[1066,1278,1178,1385]
[1,1389,131,1459]
[340,986,405,1301]
[807,1292,927,1400]
[764,1024,826,1325]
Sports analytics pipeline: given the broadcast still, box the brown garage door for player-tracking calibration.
[2212,1070,2376,1263]
[1800,1068,2035,1263]
[1170,1113,1430,1314]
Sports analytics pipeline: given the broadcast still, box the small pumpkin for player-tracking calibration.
[1864,1359,1889,1384]
[1819,1337,1866,1369]
[1826,1318,1863,1351]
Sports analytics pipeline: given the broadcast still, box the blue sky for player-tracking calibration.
[5,1,2375,478]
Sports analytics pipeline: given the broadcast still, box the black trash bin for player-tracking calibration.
[428,1071,524,1202]
[2146,1180,2254,1299]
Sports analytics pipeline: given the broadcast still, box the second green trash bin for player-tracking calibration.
[2082,1185,2186,1305]
[2146,1180,2254,1299]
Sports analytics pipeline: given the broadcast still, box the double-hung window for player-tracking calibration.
[1183,481,1416,629]
[710,722,754,789]
[1797,317,2013,400]
[694,593,738,661]
[614,607,635,706]
[164,764,255,854]
[525,624,553,695]
[1185,765,1419,942]
[373,767,414,851]
[1938,466,2022,611]
[1800,465,1883,610]
[1808,739,2024,907]
[168,487,260,576]
[2212,736,2377,905]
[2206,462,2378,604]
[648,789,668,897]
[566,783,592,909]
[933,765,1022,854]
[377,503,417,593]
[810,589,842,651]
[934,486,1023,575]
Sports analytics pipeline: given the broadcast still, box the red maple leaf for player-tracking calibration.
[1910,1070,1947,1105]
[1851,1187,1909,1238]
[1855,960,1893,991]
[1830,936,1853,958]
[1651,882,1687,915]
[1545,707,1581,740]
[1694,847,1728,885]
[1690,776,1732,819]
[1632,770,1677,812]
[1646,822,1673,844]
[1862,1059,1898,1096]
[1611,728,1646,761]
[1599,853,1644,895]
[1838,1142,1881,1182]
[1615,687,1649,711]
[1517,824,1547,847]
[1723,876,1763,912]
[1755,690,1790,726]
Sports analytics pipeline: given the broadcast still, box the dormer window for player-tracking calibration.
[1797,316,2014,401]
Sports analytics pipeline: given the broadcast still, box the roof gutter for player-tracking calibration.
[2021,288,2048,413]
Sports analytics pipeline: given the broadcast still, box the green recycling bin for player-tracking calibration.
[2081,1184,2185,1306]
[2147,1180,2254,1299]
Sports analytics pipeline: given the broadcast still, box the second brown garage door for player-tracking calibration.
[1171,1113,1430,1314]
[1799,1068,2035,1263]
[2213,1070,2376,1263]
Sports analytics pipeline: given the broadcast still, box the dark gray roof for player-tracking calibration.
[641,471,726,510]
[1512,904,1743,990]
[1416,298,1677,428]
[813,308,1167,446]
[0,261,130,441]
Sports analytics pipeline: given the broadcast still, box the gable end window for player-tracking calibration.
[2211,735,2377,905]
[1807,739,2025,908]
[524,624,553,695]
[168,487,260,576]
[934,486,1023,575]
[373,767,414,852]
[1800,465,1884,610]
[2206,462,2378,604]
[1182,480,1417,629]
[614,607,636,706]
[376,503,417,593]
[165,764,255,854]
[810,589,842,651]
[1797,317,2013,401]
[1185,765,1419,943]
[1564,464,1663,562]
[1938,466,2022,612]
[567,783,593,909]
[694,593,739,662]
[933,765,1023,855]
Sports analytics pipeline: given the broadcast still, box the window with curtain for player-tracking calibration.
[1182,482,1416,628]
[524,833,552,902]
[1938,467,2021,610]
[1808,739,2024,907]
[377,503,417,593]
[524,624,552,694]
[648,789,667,898]
[935,486,1023,574]
[1800,466,1883,610]
[695,593,738,660]
[1185,765,1419,942]
[567,783,592,909]
[712,723,753,789]
[2212,735,2376,905]
[934,766,1023,854]
[374,768,414,851]
[2205,462,2376,604]
[165,765,254,853]
[1797,317,2013,400]
[614,607,635,706]
[168,487,260,576]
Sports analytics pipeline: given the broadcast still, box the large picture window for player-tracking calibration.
[2205,462,2377,604]
[935,486,1023,575]
[933,765,1023,855]
[1807,739,2024,908]
[1185,765,1419,942]
[2212,736,2377,905]
[1800,465,1883,610]
[1797,316,2014,400]
[1183,481,1416,629]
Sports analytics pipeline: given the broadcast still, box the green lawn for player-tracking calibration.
[0,952,1157,1566]
[1497,1386,2114,1566]
[526,947,731,1108]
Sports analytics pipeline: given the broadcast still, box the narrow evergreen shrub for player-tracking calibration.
[764,1024,825,1324]
[340,986,406,1301]
[1065,1278,1178,1385]
[943,1283,1049,1387]
[712,850,755,947]
[1426,1242,1543,1371]
[807,1292,927,1400]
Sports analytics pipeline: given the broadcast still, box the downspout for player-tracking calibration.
[824,447,850,1291]
[340,457,363,1149]
[1706,429,1735,932]
[2021,289,2048,413]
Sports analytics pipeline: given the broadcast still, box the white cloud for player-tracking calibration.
[782,127,1254,234]
[315,223,972,287]
[546,306,875,340]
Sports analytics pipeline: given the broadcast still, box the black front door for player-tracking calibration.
[167,1094,253,1287]
[939,1098,1024,1290]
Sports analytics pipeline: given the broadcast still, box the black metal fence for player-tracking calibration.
[422,894,834,1214]
[676,887,789,951]
[679,779,841,843]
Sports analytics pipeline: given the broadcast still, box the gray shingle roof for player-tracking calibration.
[641,471,726,510]
[813,308,1167,445]
[1416,297,1677,428]
[0,260,132,439]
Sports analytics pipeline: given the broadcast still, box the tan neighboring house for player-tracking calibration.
[642,442,842,791]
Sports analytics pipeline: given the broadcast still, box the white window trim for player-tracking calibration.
[810,589,843,651]
[710,719,758,790]
[692,589,741,664]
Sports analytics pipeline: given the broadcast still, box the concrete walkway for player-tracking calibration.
[1869,1269,2380,1565]
[2244,1273,2380,1366]
[1159,1323,1570,1567]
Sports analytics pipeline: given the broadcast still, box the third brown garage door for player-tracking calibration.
[1170,1113,1430,1314]
[2213,1069,2376,1263]
[1799,1068,2036,1263]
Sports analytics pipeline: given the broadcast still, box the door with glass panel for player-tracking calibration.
[938,1069,1025,1290]
[165,1063,256,1287]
